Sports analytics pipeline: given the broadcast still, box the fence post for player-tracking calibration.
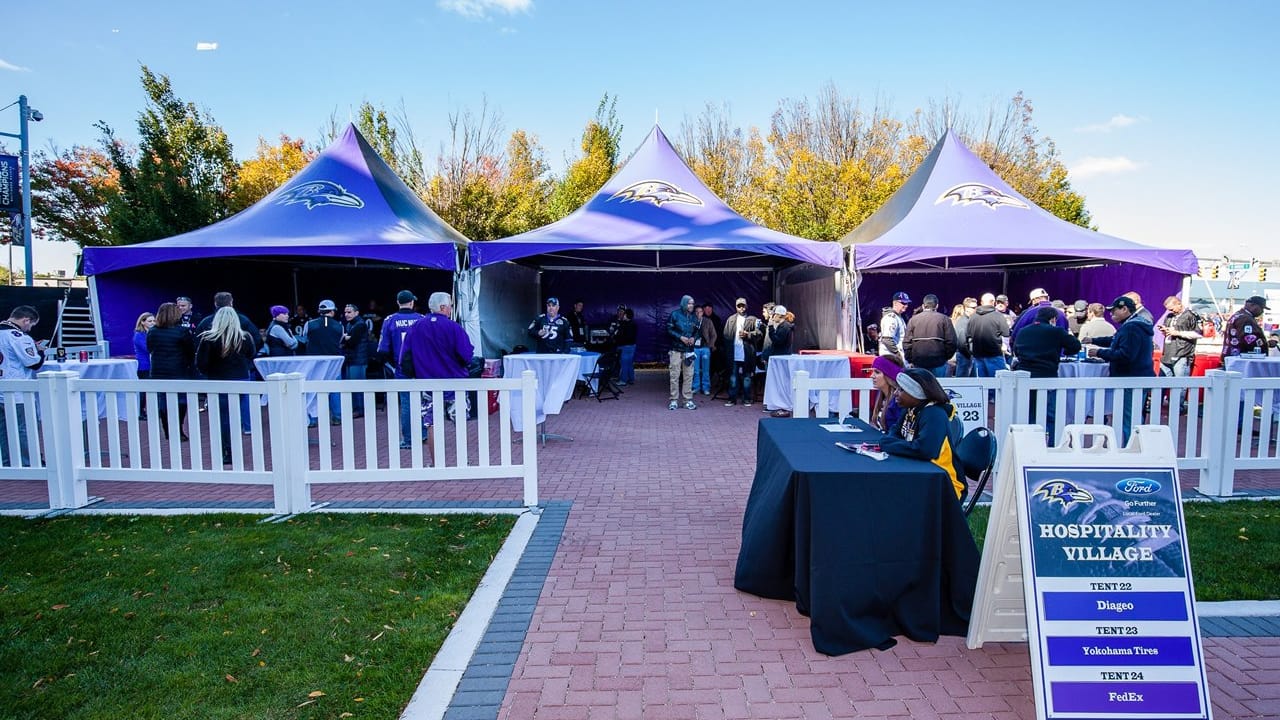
[264,372,310,514]
[792,370,811,418]
[38,371,87,509]
[519,370,539,509]
[993,370,1027,442]
[1198,369,1240,497]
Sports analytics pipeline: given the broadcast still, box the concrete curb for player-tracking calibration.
[400,509,539,720]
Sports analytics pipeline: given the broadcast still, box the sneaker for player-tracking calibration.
[668,401,678,410]
[724,400,737,407]
[684,401,697,410]
[399,441,411,450]
[744,401,753,407]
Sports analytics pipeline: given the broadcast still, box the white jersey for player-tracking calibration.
[0,321,43,388]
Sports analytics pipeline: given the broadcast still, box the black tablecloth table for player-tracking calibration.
[734,417,980,655]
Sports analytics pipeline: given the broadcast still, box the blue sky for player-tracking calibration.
[3,0,1278,274]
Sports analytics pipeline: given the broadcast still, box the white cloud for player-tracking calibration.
[1075,114,1142,133]
[438,0,532,19]
[195,42,219,51]
[1069,156,1141,179]
[0,58,32,72]
[500,26,518,34]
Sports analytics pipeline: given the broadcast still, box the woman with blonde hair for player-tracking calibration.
[197,307,257,464]
[133,312,156,419]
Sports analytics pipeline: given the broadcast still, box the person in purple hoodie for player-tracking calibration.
[400,292,474,446]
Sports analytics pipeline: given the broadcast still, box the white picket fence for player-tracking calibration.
[0,370,540,514]
[792,369,1280,498]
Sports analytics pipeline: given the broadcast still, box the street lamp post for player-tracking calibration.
[1,95,42,287]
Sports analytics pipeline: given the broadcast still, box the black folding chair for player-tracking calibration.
[581,350,622,402]
[956,427,997,516]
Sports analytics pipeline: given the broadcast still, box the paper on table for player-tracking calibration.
[820,422,862,433]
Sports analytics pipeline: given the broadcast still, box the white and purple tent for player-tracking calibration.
[842,131,1198,335]
[466,126,845,359]
[83,125,468,355]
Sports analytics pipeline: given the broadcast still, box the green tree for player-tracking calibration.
[548,95,623,219]
[228,134,316,213]
[497,129,552,236]
[29,145,120,247]
[97,66,238,244]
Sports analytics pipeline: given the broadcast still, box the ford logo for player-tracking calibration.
[1116,478,1161,495]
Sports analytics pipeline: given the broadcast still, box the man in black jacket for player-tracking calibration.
[194,291,263,353]
[301,299,344,425]
[1014,306,1082,439]
[341,303,371,418]
[903,294,956,376]
[969,293,1011,377]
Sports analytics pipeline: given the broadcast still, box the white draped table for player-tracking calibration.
[763,354,851,413]
[1057,360,1113,420]
[1225,356,1280,415]
[254,355,345,418]
[502,353,582,434]
[44,359,139,419]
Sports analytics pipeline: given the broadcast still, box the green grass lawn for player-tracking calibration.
[0,512,516,720]
[968,500,1280,601]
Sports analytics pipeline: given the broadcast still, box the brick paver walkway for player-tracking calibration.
[2,370,1277,718]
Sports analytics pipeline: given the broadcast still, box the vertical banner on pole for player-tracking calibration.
[0,155,19,213]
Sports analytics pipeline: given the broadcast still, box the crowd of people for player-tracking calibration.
[122,288,480,458]
[870,286,1277,457]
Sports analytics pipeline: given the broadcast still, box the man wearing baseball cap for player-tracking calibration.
[300,299,345,426]
[1090,295,1155,441]
[1221,295,1269,358]
[378,290,426,444]
[878,291,911,360]
[527,297,571,354]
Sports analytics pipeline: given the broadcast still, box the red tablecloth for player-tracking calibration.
[799,349,879,378]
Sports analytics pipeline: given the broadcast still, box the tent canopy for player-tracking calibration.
[842,131,1198,275]
[82,124,467,275]
[468,126,842,270]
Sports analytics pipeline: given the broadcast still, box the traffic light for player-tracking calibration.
[1209,266,1219,280]
[1260,267,1269,283]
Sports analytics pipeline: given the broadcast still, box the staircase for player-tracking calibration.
[56,290,106,357]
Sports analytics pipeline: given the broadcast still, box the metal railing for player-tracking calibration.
[792,369,1279,498]
[0,370,540,513]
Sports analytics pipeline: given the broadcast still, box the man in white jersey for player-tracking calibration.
[0,306,47,466]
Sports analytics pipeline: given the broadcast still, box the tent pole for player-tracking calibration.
[292,267,299,309]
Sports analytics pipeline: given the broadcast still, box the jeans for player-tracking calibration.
[1162,357,1193,377]
[217,394,235,455]
[973,355,1008,378]
[954,354,974,378]
[618,344,636,384]
[399,390,413,445]
[691,347,712,393]
[0,402,31,466]
[728,360,752,403]
[1029,389,1058,440]
[345,364,367,414]
[918,364,948,378]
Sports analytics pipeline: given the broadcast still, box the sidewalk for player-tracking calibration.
[2,369,1276,719]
